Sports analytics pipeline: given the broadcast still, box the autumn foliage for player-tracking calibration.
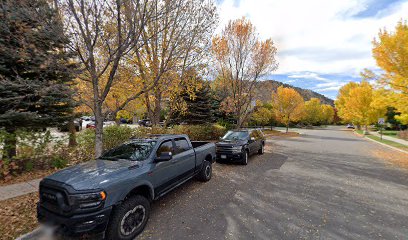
[272,87,305,132]
[212,17,278,127]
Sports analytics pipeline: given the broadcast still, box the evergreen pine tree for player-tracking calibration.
[170,83,215,125]
[0,0,77,158]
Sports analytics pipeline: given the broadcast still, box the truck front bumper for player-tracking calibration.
[37,204,112,235]
[216,152,244,162]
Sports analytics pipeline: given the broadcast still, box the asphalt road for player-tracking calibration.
[138,127,408,240]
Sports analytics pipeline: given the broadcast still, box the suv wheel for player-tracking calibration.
[197,160,212,182]
[242,151,248,165]
[258,144,264,155]
[106,195,150,240]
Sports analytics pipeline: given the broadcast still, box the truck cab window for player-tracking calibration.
[174,138,191,154]
[156,140,174,157]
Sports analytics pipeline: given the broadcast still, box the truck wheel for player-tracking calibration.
[106,195,150,240]
[242,151,248,165]
[197,160,212,182]
[258,144,264,155]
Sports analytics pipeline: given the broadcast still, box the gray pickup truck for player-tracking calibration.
[37,134,215,240]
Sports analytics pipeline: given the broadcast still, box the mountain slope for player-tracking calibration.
[255,80,334,106]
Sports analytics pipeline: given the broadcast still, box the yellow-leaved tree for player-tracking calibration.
[372,20,408,124]
[271,86,304,133]
[302,98,323,126]
[251,102,274,128]
[321,104,335,125]
[336,82,387,131]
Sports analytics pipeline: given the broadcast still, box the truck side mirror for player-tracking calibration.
[155,152,172,163]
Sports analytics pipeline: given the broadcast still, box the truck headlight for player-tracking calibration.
[72,191,106,209]
[231,146,242,153]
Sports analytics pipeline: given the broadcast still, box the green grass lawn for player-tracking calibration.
[367,135,408,152]
[380,130,398,138]
[355,130,364,135]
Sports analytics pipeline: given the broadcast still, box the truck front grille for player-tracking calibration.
[216,146,234,153]
[39,181,71,216]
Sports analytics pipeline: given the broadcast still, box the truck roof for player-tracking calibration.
[130,134,189,141]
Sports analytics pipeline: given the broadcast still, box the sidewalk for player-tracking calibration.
[0,178,41,201]
[368,131,408,146]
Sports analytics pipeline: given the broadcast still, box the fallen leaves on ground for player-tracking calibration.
[372,149,408,169]
[0,169,55,187]
[0,192,39,240]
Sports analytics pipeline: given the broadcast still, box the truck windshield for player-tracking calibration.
[222,131,249,141]
[100,141,156,161]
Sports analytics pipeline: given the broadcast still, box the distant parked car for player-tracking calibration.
[86,121,96,129]
[216,129,265,165]
[347,124,355,129]
[86,121,115,129]
[138,119,152,127]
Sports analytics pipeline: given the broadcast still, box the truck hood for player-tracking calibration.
[216,140,247,147]
[45,159,136,190]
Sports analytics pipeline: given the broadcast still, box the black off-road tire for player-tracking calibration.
[242,150,249,165]
[258,144,264,155]
[197,160,212,182]
[105,195,150,240]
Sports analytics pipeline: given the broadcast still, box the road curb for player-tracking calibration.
[363,136,408,154]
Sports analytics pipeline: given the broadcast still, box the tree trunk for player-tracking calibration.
[3,127,17,159]
[94,105,104,158]
[286,122,289,133]
[151,94,161,126]
[68,120,77,147]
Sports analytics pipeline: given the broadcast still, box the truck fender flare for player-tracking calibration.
[120,181,155,203]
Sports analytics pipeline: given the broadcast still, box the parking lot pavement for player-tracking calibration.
[138,127,408,240]
[19,127,408,240]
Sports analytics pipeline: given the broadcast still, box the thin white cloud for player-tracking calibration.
[217,0,408,75]
[288,72,328,81]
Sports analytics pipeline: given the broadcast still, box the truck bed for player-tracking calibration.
[191,141,216,163]
[191,141,212,148]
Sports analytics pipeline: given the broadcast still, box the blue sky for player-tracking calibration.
[216,0,408,99]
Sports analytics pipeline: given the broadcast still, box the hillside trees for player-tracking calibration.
[132,0,218,126]
[212,17,278,127]
[0,0,77,159]
[272,87,304,133]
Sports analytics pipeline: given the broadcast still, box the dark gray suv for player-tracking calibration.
[216,129,265,165]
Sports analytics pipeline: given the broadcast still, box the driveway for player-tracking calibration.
[138,127,408,240]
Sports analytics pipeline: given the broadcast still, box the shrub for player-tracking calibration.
[51,155,68,169]
[397,130,408,140]
[75,125,136,161]
[132,124,227,141]
[103,125,135,150]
